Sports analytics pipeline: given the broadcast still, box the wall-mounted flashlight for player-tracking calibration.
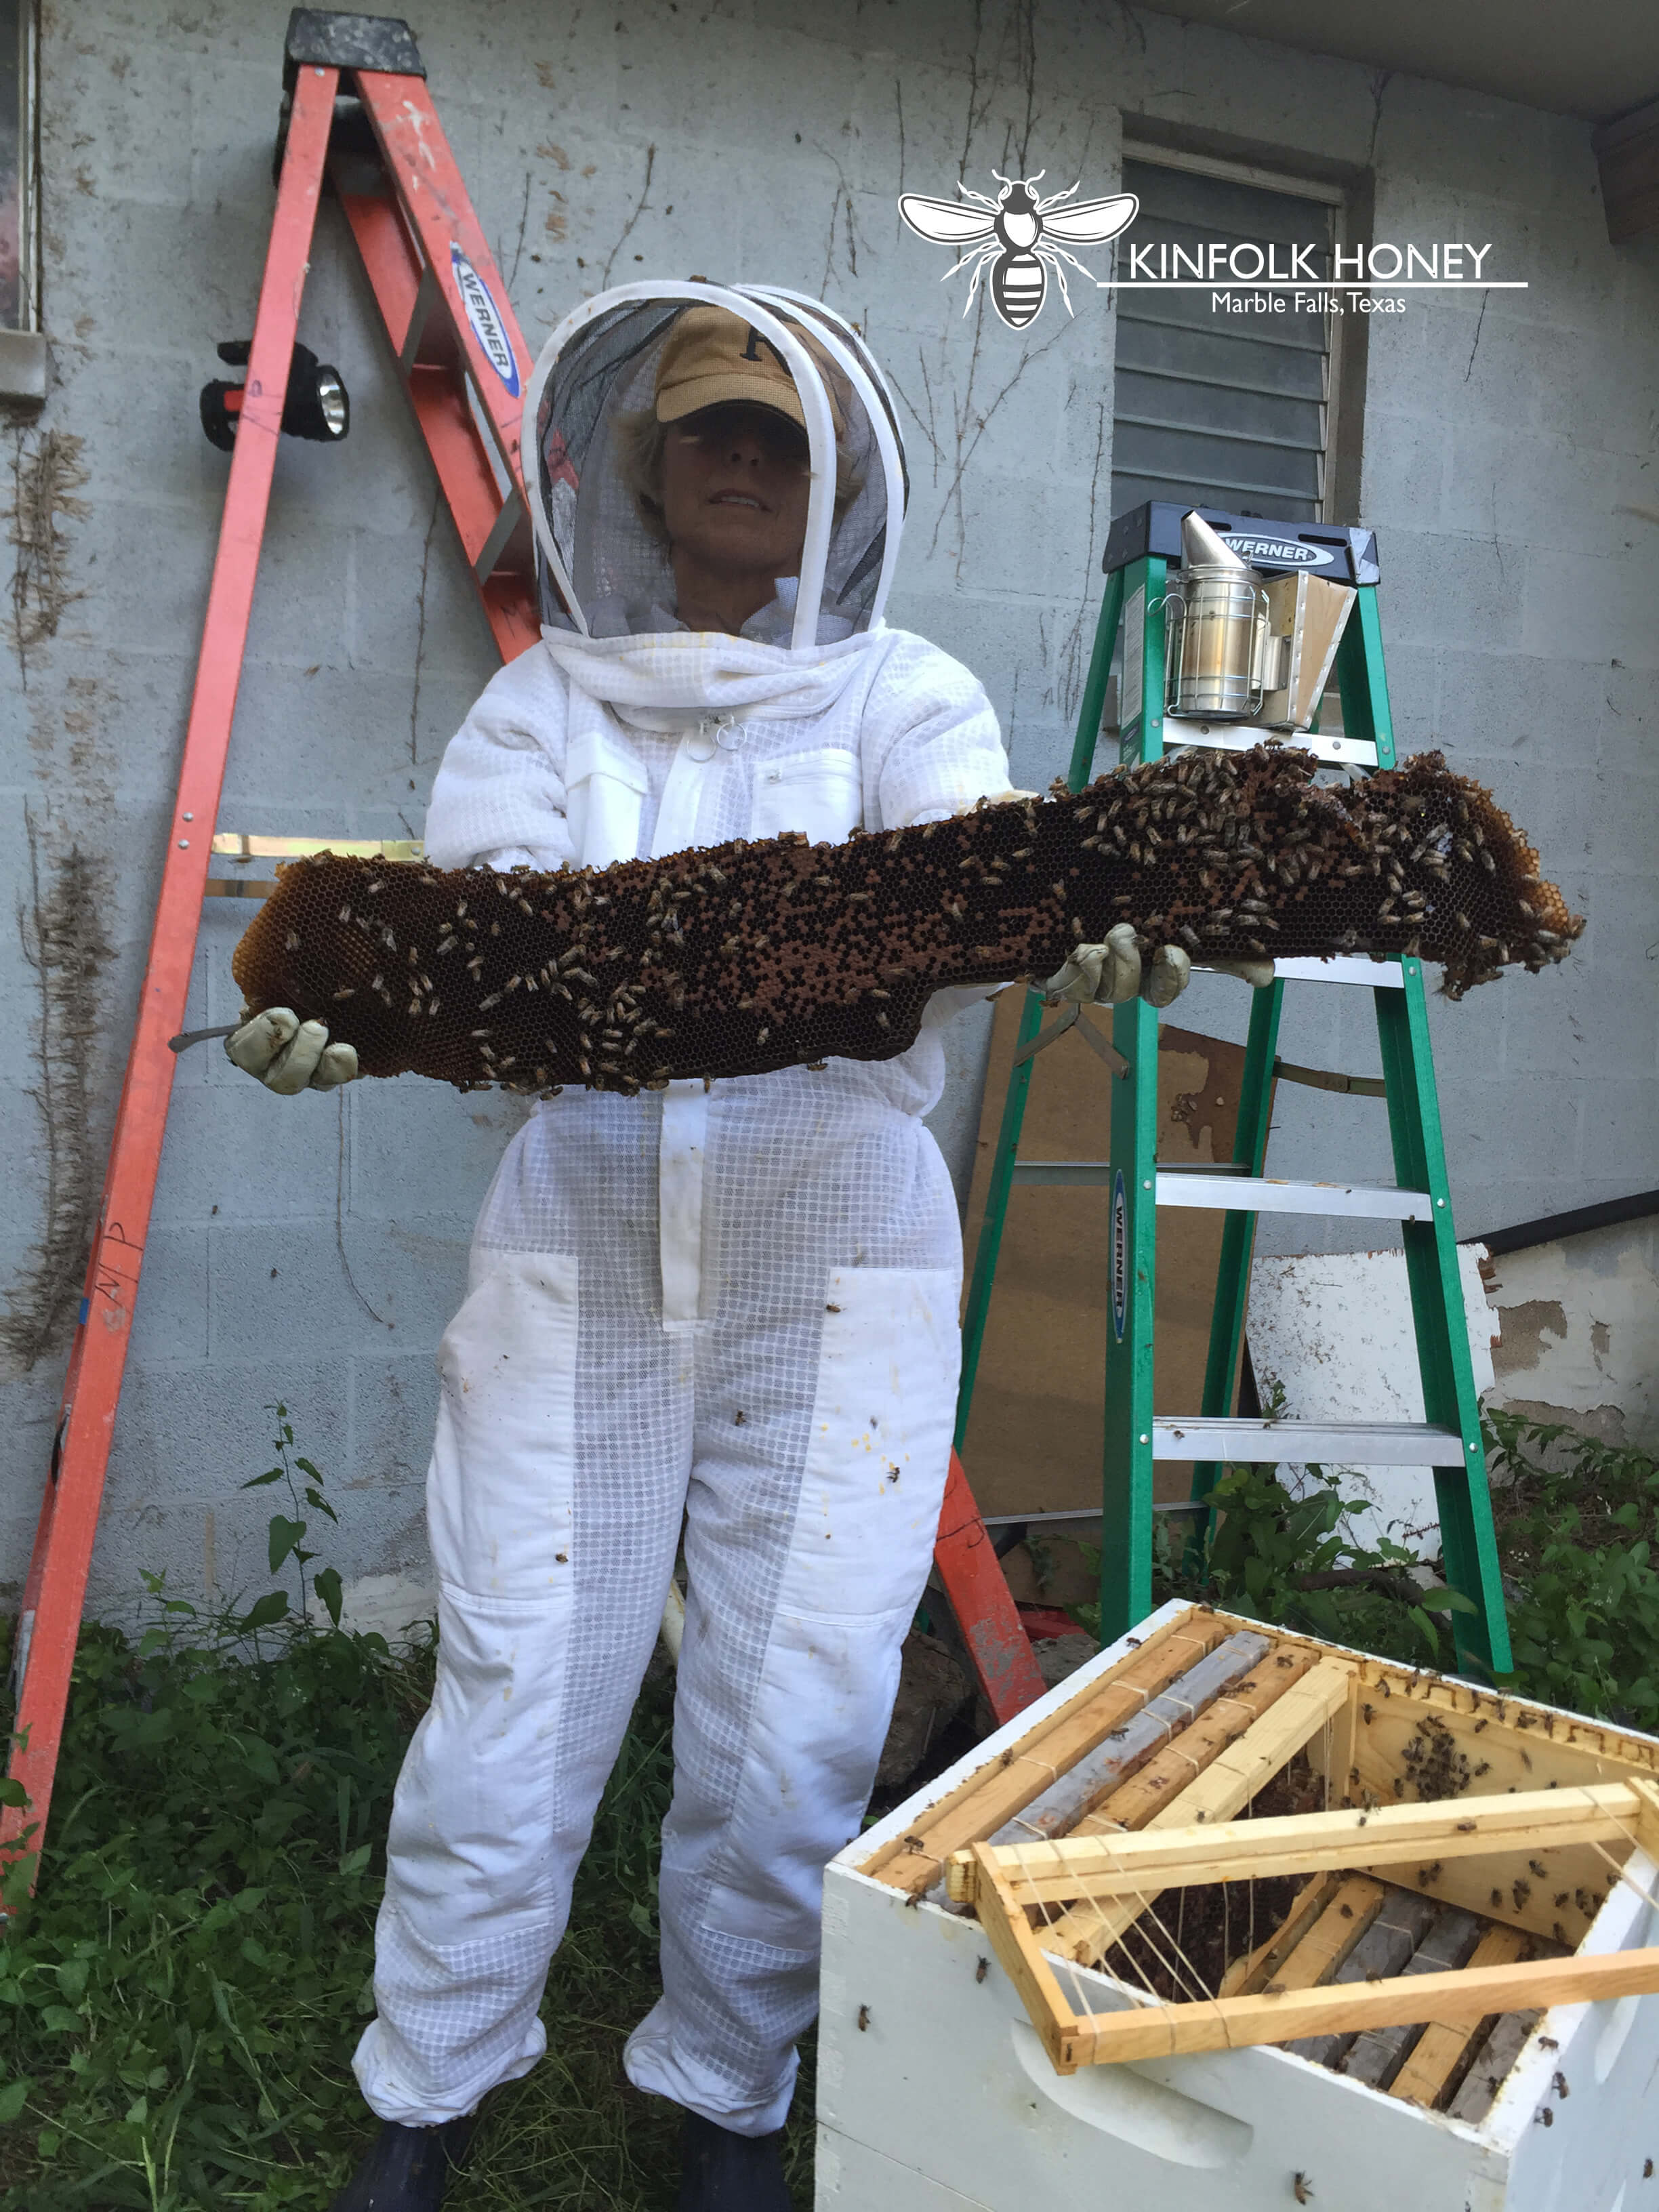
[199,340,350,451]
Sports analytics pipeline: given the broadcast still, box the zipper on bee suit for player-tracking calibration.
[653,714,739,1328]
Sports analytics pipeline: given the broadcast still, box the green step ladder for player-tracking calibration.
[956,506,1511,1680]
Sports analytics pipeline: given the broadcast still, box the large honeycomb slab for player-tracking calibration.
[232,747,1582,1095]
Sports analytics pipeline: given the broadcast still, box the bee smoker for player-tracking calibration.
[1163,509,1271,719]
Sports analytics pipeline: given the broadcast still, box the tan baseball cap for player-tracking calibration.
[654,304,847,437]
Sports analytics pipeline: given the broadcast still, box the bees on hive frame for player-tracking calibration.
[899,173,1139,328]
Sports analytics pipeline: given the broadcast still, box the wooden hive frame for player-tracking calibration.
[857,1603,1659,2090]
[950,1786,1659,2070]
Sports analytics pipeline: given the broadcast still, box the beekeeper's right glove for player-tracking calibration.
[1044,922,1191,1010]
[226,1008,359,1094]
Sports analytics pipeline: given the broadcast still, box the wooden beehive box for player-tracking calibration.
[818,1601,1659,2212]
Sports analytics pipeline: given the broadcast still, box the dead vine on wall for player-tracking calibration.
[2,812,112,1369]
[8,428,88,685]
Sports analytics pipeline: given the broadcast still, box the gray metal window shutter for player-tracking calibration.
[1113,159,1334,523]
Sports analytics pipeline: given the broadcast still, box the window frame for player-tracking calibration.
[1116,137,1355,525]
[1,0,43,403]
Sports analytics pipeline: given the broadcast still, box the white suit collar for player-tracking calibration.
[537,621,882,729]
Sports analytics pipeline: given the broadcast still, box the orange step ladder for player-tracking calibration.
[3,11,1040,1889]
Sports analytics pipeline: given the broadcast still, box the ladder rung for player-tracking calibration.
[1273,1057,1387,1098]
[1010,1161,1250,1184]
[1162,720,1378,770]
[210,834,426,860]
[1155,1418,1475,1465]
[204,834,427,903]
[1008,1164,1435,1221]
[1273,955,1404,987]
[1156,1174,1435,1221]
[1010,1161,1113,1187]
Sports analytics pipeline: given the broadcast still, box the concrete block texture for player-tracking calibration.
[3,0,1652,1620]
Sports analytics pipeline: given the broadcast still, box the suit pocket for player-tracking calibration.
[428,1252,579,1600]
[775,1264,960,1622]
[566,724,649,868]
[749,746,862,844]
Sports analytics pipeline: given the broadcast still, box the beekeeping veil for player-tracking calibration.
[522,283,909,651]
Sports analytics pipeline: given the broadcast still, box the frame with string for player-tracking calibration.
[912,1602,1659,2108]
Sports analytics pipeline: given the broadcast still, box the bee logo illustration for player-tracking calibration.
[898,172,1139,329]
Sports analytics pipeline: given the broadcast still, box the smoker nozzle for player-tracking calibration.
[1180,510,1251,573]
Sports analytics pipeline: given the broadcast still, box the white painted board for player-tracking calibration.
[1244,1243,1498,1555]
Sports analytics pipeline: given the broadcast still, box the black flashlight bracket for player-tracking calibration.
[199,338,351,451]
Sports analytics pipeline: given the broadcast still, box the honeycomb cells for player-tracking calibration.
[232,746,1584,1097]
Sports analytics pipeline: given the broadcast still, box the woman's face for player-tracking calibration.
[657,402,813,581]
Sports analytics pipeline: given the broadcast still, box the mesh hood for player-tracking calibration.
[522,283,909,651]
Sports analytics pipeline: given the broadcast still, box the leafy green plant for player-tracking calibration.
[1069,1459,1473,1668]
[1486,1410,1659,1727]
[239,1404,344,1633]
[1065,1412,1659,1730]
[1166,1461,1475,1664]
[0,1605,420,2205]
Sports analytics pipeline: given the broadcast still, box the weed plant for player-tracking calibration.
[1069,1409,1659,1719]
[1484,1411,1659,1727]
[0,1414,811,2209]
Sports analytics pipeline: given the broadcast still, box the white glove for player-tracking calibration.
[1045,922,1191,1010]
[1201,956,1277,988]
[225,1008,359,1094]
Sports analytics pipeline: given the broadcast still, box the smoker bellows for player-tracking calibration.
[231,746,1582,1096]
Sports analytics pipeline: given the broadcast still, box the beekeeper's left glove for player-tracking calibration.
[226,1008,359,1094]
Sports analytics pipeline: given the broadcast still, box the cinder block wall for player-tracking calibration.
[1,0,1652,1620]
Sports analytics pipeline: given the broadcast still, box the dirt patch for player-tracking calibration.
[876,1631,971,1793]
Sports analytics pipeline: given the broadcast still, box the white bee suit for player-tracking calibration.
[352,285,1012,2137]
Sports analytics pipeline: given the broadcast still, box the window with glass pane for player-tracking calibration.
[1113,158,1335,524]
[0,2,20,329]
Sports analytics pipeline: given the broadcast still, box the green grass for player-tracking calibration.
[0,1395,817,2212]
[0,1599,814,2209]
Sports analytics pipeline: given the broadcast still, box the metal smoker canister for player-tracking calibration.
[1166,510,1269,718]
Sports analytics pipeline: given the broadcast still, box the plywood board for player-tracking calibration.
[959,996,1254,1517]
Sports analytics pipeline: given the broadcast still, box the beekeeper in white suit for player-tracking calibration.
[229,283,1195,2212]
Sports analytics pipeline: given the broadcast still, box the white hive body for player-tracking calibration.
[818,1599,1659,2212]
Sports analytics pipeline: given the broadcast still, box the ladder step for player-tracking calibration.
[1155,1418,1475,1465]
[1162,720,1378,770]
[1009,1161,1116,1187]
[1009,1163,1436,1221]
[1156,1174,1435,1221]
[1273,955,1404,987]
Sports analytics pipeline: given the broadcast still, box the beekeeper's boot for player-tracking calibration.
[675,2110,792,2211]
[328,2114,477,2211]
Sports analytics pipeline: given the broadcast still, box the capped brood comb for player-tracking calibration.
[231,746,1583,1097]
